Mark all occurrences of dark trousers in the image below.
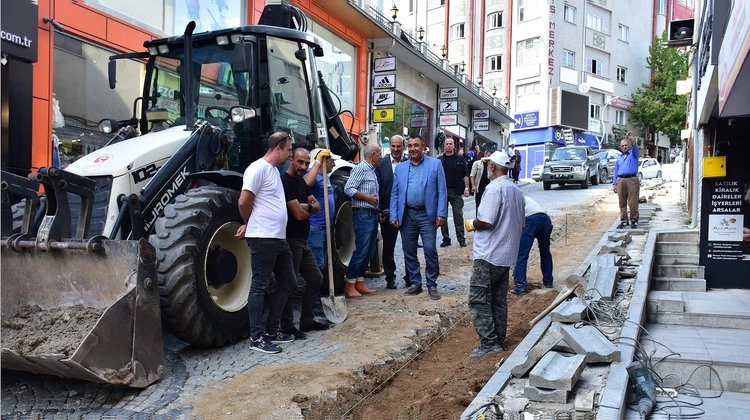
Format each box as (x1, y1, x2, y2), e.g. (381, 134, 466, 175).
(441, 190, 465, 244)
(617, 177, 640, 221)
(512, 168, 520, 182)
(514, 213, 554, 290)
(380, 221, 400, 281)
(469, 260, 509, 347)
(281, 238, 324, 331)
(246, 238, 297, 340)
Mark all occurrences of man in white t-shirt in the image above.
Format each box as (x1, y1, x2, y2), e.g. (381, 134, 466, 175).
(235, 131, 296, 354)
(464, 151, 525, 358)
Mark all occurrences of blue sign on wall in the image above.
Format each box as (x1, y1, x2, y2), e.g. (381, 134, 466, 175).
(514, 111, 540, 129)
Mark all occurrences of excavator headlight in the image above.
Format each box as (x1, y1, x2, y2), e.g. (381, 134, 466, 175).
(98, 118, 117, 134)
(148, 46, 158, 56)
(157, 44, 170, 54)
(216, 35, 229, 46)
(230, 106, 257, 123)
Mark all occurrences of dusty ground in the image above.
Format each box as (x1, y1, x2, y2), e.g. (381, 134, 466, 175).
(190, 192, 619, 419)
(1, 305, 103, 357)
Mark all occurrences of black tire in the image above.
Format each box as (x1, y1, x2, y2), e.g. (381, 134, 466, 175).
(557, 182, 565, 187)
(329, 172, 355, 294)
(637, 172, 643, 182)
(657, 170, 662, 178)
(581, 172, 589, 189)
(592, 168, 600, 185)
(543, 182, 551, 190)
(7, 198, 45, 236)
(600, 168, 609, 183)
(152, 186, 251, 347)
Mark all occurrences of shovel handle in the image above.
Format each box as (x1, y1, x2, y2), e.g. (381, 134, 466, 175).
(322, 161, 336, 298)
(528, 285, 579, 327)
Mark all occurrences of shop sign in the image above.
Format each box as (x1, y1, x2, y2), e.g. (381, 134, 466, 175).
(439, 87, 459, 99)
(373, 74, 396, 89)
(372, 108, 395, 123)
(439, 114, 458, 126)
(410, 115, 429, 127)
(0, 0, 38, 63)
(374, 56, 396, 72)
(513, 111, 540, 129)
(410, 104, 427, 114)
(472, 121, 489, 131)
(473, 109, 490, 119)
(372, 91, 395, 106)
(440, 100, 458, 113)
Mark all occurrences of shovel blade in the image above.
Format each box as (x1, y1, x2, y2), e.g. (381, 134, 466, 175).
(321, 296, 348, 324)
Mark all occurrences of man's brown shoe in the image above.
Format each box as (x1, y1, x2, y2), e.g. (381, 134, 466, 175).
(344, 282, 362, 298)
(355, 281, 378, 295)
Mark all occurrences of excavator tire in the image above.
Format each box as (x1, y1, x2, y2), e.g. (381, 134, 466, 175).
(329, 172, 355, 294)
(152, 186, 251, 347)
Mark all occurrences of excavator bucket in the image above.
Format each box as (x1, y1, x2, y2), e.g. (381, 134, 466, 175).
(0, 169, 164, 388)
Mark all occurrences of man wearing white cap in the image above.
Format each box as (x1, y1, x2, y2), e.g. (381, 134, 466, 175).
(464, 151, 525, 358)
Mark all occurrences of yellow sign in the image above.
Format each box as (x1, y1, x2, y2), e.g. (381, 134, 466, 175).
(703, 156, 727, 178)
(372, 108, 395, 123)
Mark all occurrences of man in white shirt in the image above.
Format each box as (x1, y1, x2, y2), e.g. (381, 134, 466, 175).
(464, 151, 525, 358)
(512, 196, 554, 295)
(235, 131, 296, 354)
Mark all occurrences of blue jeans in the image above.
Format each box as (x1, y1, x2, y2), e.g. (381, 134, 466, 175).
(308, 225, 326, 271)
(345, 209, 379, 279)
(246, 238, 297, 340)
(514, 213, 554, 290)
(401, 208, 439, 288)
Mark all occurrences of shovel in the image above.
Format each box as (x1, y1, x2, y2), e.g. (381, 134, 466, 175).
(320, 159, 348, 323)
(528, 274, 586, 327)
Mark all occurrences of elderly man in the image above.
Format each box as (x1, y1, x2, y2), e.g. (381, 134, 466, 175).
(464, 151, 525, 358)
(376, 135, 406, 289)
(343, 143, 383, 298)
(390, 135, 448, 300)
(235, 132, 297, 354)
(612, 132, 640, 229)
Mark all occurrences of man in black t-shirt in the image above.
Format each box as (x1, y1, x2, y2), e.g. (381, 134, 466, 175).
(280, 148, 330, 339)
(439, 137, 470, 247)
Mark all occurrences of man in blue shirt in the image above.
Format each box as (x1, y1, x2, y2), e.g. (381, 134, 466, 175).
(612, 132, 640, 229)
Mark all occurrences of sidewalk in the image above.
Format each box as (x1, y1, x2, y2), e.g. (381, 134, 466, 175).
(464, 175, 750, 418)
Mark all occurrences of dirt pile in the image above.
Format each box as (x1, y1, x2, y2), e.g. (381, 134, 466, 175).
(1, 305, 103, 357)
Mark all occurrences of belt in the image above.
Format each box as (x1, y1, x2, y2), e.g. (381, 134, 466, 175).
(406, 205, 426, 211)
(618, 174, 637, 178)
(352, 207, 378, 212)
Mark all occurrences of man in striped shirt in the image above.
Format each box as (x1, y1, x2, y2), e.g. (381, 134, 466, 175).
(343, 143, 383, 298)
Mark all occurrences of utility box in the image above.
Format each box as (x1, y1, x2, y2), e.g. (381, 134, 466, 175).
(703, 156, 727, 178)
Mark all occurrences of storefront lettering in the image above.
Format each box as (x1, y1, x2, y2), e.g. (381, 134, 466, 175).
(0, 30, 33, 48)
(548, 1, 556, 83)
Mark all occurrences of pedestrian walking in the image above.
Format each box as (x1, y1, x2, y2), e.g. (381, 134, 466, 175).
(280, 148, 330, 340)
(376, 135, 407, 289)
(390, 135, 448, 300)
(235, 131, 297, 354)
(512, 196, 554, 295)
(343, 143, 382, 298)
(613, 132, 640, 229)
(439, 137, 470, 247)
(463, 151, 525, 358)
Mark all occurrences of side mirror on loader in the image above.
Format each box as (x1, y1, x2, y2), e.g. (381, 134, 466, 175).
(108, 60, 117, 89)
(233, 37, 254, 73)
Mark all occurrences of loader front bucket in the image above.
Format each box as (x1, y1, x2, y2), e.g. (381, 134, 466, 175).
(0, 238, 164, 388)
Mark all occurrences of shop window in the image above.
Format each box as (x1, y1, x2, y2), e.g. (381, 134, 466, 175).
(84, 0, 245, 36)
(308, 21, 357, 114)
(53, 34, 144, 167)
(378, 93, 432, 151)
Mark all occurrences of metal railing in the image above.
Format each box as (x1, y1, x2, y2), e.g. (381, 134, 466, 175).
(352, 2, 508, 115)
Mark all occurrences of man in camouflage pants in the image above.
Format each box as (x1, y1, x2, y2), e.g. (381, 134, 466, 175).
(463, 151, 525, 358)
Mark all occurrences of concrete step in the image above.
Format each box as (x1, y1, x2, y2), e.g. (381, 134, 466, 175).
(657, 231, 699, 243)
(647, 290, 750, 329)
(655, 241, 700, 255)
(640, 323, 750, 392)
(654, 253, 700, 266)
(652, 264, 704, 279)
(652, 276, 707, 292)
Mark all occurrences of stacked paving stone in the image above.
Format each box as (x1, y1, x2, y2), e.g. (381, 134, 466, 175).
(509, 234, 631, 409)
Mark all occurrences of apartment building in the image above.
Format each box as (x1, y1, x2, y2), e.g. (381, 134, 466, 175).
(397, 0, 694, 177)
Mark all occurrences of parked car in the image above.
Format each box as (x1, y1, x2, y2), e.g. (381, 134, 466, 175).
(531, 164, 544, 181)
(594, 149, 621, 182)
(638, 158, 662, 181)
(541, 146, 601, 190)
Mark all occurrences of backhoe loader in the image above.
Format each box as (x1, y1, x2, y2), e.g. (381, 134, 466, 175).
(1, 4, 358, 388)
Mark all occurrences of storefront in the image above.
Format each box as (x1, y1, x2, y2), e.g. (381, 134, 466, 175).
(1, 0, 38, 175)
(508, 126, 600, 178)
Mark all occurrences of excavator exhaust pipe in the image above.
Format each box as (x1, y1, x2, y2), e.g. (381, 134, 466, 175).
(1, 169, 164, 387)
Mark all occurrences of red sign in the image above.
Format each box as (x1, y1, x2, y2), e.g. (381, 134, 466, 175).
(610, 97, 635, 109)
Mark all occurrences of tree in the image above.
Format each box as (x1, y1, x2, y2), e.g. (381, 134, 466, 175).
(630, 32, 689, 145)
